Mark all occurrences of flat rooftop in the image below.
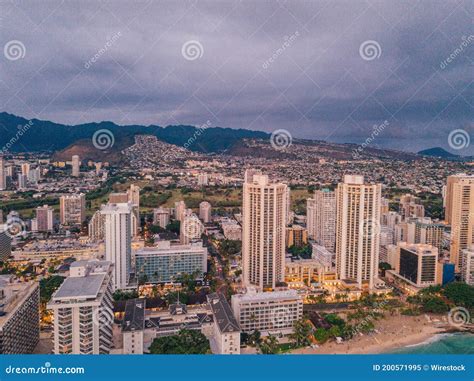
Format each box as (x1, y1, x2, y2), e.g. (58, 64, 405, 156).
(232, 289, 301, 302)
(53, 273, 105, 300)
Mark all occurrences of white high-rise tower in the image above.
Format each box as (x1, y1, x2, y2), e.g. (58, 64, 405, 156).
(242, 173, 287, 290)
(335, 175, 381, 290)
(0, 157, 6, 190)
(101, 203, 133, 290)
(445, 174, 474, 270)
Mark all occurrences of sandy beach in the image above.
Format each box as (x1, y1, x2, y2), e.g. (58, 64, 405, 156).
(292, 313, 446, 354)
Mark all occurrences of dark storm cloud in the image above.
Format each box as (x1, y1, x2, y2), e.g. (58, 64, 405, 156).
(0, 0, 472, 153)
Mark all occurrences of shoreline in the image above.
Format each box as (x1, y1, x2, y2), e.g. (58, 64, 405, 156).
(292, 314, 448, 355)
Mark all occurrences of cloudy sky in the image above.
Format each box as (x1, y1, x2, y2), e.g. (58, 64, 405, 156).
(0, 0, 472, 153)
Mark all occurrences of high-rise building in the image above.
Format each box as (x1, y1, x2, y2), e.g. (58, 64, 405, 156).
(0, 231, 12, 261)
(20, 163, 30, 176)
(174, 201, 186, 222)
(71, 155, 80, 177)
(445, 174, 474, 270)
(460, 247, 474, 285)
(307, 189, 336, 252)
(405, 218, 445, 254)
(17, 174, 27, 190)
(88, 210, 105, 241)
(197, 173, 208, 186)
(60, 194, 86, 225)
(47, 260, 114, 354)
(0, 276, 40, 354)
(399, 194, 425, 221)
(180, 212, 203, 244)
(242, 174, 287, 290)
(0, 157, 6, 190)
(199, 201, 212, 223)
(153, 207, 171, 228)
(33, 205, 54, 232)
(285, 225, 308, 248)
(396, 243, 439, 289)
(335, 175, 381, 290)
(231, 289, 303, 336)
(101, 203, 133, 290)
(135, 241, 208, 283)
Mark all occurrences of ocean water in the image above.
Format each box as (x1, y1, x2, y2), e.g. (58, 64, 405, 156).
(389, 333, 474, 354)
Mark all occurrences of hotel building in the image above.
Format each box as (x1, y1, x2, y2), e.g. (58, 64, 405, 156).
(199, 201, 212, 223)
(32, 204, 54, 232)
(101, 203, 133, 290)
(153, 207, 171, 229)
(48, 260, 114, 354)
(388, 243, 439, 290)
(460, 247, 474, 286)
(242, 174, 287, 290)
(307, 189, 336, 252)
(135, 241, 207, 283)
(445, 174, 474, 270)
(231, 289, 303, 336)
(0, 276, 40, 354)
(60, 194, 86, 225)
(335, 175, 381, 290)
